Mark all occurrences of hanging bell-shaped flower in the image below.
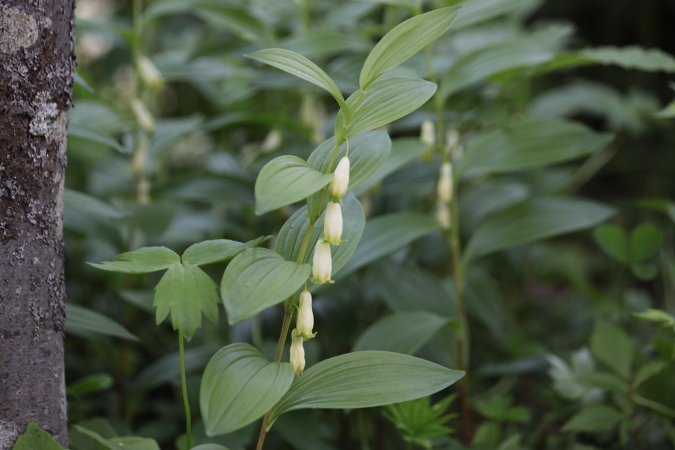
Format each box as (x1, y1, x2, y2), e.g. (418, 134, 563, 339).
(436, 200, 451, 230)
(437, 162, 453, 203)
(323, 202, 344, 245)
(290, 329, 305, 377)
(420, 119, 435, 147)
(329, 156, 350, 200)
(137, 55, 164, 90)
(131, 99, 155, 135)
(312, 239, 332, 284)
(296, 290, 315, 340)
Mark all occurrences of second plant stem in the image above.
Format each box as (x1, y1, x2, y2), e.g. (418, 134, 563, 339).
(179, 331, 193, 450)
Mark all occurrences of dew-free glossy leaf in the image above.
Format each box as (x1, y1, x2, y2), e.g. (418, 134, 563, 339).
(440, 40, 553, 100)
(562, 404, 623, 432)
(463, 197, 615, 265)
(154, 264, 220, 340)
(12, 423, 65, 450)
(353, 311, 450, 355)
(338, 213, 440, 277)
(195, 5, 271, 43)
(255, 156, 334, 215)
(65, 304, 140, 342)
(337, 77, 436, 139)
(182, 236, 270, 266)
(359, 7, 461, 89)
(628, 222, 662, 262)
(221, 248, 311, 324)
(201, 343, 294, 436)
(306, 131, 391, 217)
(246, 49, 349, 115)
(89, 246, 180, 274)
(580, 46, 675, 73)
(449, 0, 537, 31)
(269, 351, 464, 422)
(457, 119, 613, 177)
(275, 194, 365, 277)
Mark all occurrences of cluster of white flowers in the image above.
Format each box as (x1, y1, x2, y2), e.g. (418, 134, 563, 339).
(433, 129, 462, 230)
(291, 154, 351, 377)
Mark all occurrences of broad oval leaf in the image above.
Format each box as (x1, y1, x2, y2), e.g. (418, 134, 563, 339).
(89, 246, 180, 273)
(195, 5, 271, 43)
(457, 119, 613, 178)
(200, 343, 294, 436)
(306, 131, 391, 217)
(353, 311, 450, 355)
(182, 236, 270, 266)
(269, 351, 464, 422)
(463, 197, 616, 265)
(338, 213, 440, 278)
(338, 77, 436, 139)
(359, 7, 461, 89)
(276, 194, 365, 277)
(440, 40, 554, 101)
(221, 248, 311, 324)
(245, 49, 350, 116)
(594, 224, 628, 263)
(628, 222, 662, 262)
(255, 156, 334, 215)
(65, 304, 140, 342)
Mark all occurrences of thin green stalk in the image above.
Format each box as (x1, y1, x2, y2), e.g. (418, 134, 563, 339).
(449, 177, 471, 445)
(179, 331, 193, 450)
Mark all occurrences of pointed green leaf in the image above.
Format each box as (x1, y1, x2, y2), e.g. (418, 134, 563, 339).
(201, 343, 294, 436)
(359, 7, 461, 89)
(580, 46, 675, 73)
(221, 248, 311, 324)
(246, 48, 350, 117)
(195, 5, 271, 43)
(89, 247, 180, 274)
(337, 77, 436, 139)
(628, 222, 662, 262)
(154, 264, 220, 340)
(182, 236, 270, 266)
(65, 304, 140, 342)
(255, 156, 334, 215)
(450, 0, 537, 31)
(275, 194, 365, 278)
(594, 224, 629, 263)
(269, 351, 464, 422)
(353, 311, 450, 355)
(440, 40, 553, 100)
(12, 423, 65, 450)
(463, 197, 615, 265)
(306, 131, 391, 218)
(338, 213, 440, 277)
(590, 322, 634, 378)
(457, 119, 613, 177)
(562, 404, 623, 432)
(73, 426, 160, 450)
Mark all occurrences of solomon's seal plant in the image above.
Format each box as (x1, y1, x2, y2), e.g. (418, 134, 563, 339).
(92, 7, 466, 450)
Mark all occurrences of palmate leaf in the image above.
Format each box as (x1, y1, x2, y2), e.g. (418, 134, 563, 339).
(12, 423, 65, 450)
(90, 238, 267, 339)
(201, 343, 294, 436)
(269, 351, 464, 423)
(359, 7, 461, 89)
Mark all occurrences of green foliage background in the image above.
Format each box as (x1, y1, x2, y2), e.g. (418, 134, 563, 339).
(60, 0, 675, 449)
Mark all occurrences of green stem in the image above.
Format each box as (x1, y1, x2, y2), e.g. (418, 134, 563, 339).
(179, 331, 193, 450)
(449, 177, 471, 444)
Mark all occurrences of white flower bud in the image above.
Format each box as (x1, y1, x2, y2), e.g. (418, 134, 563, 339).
(323, 202, 344, 245)
(290, 329, 305, 377)
(436, 200, 451, 229)
(137, 55, 164, 90)
(261, 128, 282, 152)
(437, 162, 453, 203)
(312, 239, 332, 284)
(329, 156, 350, 200)
(131, 99, 155, 134)
(446, 129, 460, 154)
(420, 119, 435, 146)
(296, 290, 315, 340)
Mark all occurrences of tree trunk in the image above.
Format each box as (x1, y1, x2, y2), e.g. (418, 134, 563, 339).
(0, 0, 74, 447)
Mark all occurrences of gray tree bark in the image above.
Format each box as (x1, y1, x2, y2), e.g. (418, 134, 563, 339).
(0, 0, 75, 448)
